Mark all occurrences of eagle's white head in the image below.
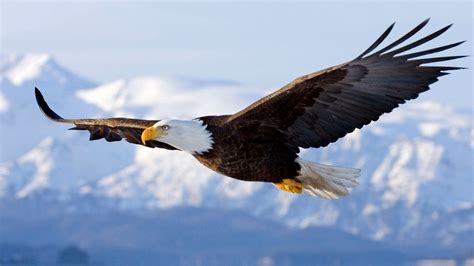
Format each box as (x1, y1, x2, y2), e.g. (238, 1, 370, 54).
(141, 119, 214, 154)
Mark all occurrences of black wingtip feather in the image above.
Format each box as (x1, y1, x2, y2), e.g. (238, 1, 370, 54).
(375, 19, 431, 56)
(386, 24, 453, 56)
(422, 66, 467, 71)
(356, 22, 395, 59)
(399, 41, 466, 59)
(411, 55, 468, 65)
(35, 87, 64, 121)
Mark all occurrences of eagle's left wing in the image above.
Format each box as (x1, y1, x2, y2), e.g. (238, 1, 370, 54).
(35, 88, 177, 150)
(226, 19, 465, 149)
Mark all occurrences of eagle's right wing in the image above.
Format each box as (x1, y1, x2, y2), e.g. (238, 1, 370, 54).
(226, 19, 465, 149)
(35, 88, 177, 150)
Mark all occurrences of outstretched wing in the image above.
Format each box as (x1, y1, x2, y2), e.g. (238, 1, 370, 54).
(35, 88, 177, 150)
(226, 19, 465, 149)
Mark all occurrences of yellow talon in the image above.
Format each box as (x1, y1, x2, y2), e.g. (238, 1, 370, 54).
(273, 179, 303, 194)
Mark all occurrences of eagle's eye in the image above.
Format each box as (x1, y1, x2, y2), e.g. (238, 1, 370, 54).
(161, 125, 169, 131)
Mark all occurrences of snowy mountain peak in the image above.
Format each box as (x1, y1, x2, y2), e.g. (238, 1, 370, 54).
(2, 53, 51, 86)
(1, 53, 95, 91)
(0, 54, 96, 162)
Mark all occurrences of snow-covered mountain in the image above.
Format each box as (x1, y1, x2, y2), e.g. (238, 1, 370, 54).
(0, 54, 472, 257)
(0, 54, 97, 161)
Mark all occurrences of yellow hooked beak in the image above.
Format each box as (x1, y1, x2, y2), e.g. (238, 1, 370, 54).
(141, 127, 162, 144)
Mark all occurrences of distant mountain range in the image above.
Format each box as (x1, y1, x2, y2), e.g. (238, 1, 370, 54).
(0, 54, 472, 264)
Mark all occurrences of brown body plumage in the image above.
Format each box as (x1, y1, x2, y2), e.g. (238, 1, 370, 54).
(195, 116, 300, 183)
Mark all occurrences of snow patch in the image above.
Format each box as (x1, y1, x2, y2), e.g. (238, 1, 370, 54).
(412, 101, 453, 113)
(0, 162, 13, 197)
(471, 128, 474, 148)
(371, 144, 398, 190)
(341, 129, 361, 151)
(449, 201, 473, 212)
(373, 223, 391, 240)
(275, 193, 297, 217)
(362, 204, 379, 216)
(0, 91, 9, 112)
(415, 140, 443, 181)
(369, 126, 386, 136)
(5, 54, 50, 86)
(218, 178, 263, 201)
(419, 122, 442, 137)
(371, 139, 444, 208)
(79, 185, 92, 195)
(16, 138, 54, 198)
(76, 80, 129, 116)
(95, 147, 217, 209)
(299, 203, 340, 227)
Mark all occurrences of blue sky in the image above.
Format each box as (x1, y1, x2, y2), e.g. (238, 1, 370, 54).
(2, 1, 472, 108)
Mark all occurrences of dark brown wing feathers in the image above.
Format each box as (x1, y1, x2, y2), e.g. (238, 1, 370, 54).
(227, 19, 465, 149)
(35, 88, 177, 150)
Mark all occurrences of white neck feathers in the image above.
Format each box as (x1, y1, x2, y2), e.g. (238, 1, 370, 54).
(154, 119, 214, 154)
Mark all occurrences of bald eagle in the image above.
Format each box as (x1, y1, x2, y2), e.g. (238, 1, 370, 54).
(35, 20, 464, 199)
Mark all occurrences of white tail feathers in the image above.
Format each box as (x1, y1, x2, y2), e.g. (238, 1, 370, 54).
(296, 158, 361, 199)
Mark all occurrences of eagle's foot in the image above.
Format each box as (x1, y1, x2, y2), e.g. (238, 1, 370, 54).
(273, 179, 303, 194)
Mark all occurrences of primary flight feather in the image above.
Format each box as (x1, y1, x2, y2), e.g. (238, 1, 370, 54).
(35, 20, 465, 199)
